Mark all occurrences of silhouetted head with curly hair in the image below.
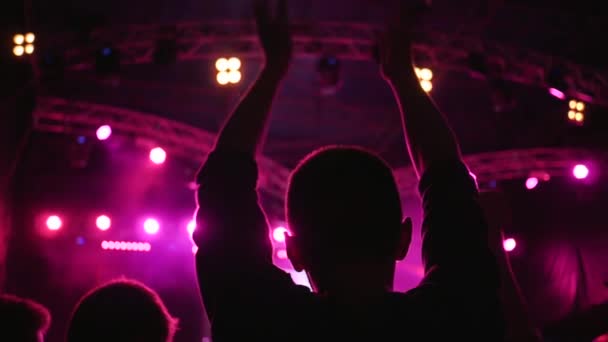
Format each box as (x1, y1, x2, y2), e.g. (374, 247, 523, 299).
(67, 278, 178, 342)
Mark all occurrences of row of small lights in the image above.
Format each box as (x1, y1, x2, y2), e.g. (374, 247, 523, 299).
(101, 240, 151, 252)
(44, 214, 190, 236)
(45, 213, 290, 255)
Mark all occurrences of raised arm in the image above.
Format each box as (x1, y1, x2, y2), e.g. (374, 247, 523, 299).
(193, 1, 304, 339)
(378, 12, 460, 178)
(214, 0, 292, 156)
(378, 9, 503, 338)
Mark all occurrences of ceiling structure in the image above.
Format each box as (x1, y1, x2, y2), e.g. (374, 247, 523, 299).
(29, 0, 608, 167)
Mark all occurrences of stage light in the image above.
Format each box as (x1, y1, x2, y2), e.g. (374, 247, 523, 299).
(13, 34, 24, 45)
(525, 177, 539, 190)
(272, 226, 290, 243)
(215, 58, 228, 72)
(573, 164, 589, 180)
(215, 57, 241, 85)
(95, 125, 112, 140)
(228, 70, 242, 84)
(12, 33, 35, 57)
(101, 240, 151, 252)
(95, 46, 120, 76)
(420, 80, 433, 92)
(149, 147, 166, 164)
(25, 33, 35, 43)
(417, 68, 433, 81)
(503, 238, 516, 252)
(192, 245, 198, 254)
(549, 88, 566, 100)
(144, 218, 160, 235)
(216, 72, 229, 85)
(13, 46, 24, 57)
(96, 215, 111, 231)
(546, 66, 569, 98)
(227, 57, 241, 70)
(187, 220, 196, 239)
(276, 249, 288, 259)
(567, 99, 585, 124)
(415, 67, 433, 92)
(46, 215, 62, 231)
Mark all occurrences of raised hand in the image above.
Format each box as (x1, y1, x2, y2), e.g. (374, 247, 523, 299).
(377, 6, 416, 82)
(254, 0, 292, 77)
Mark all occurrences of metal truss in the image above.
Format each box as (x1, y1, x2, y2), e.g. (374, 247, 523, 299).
(32, 97, 291, 204)
(394, 147, 608, 198)
(34, 97, 608, 218)
(62, 21, 608, 105)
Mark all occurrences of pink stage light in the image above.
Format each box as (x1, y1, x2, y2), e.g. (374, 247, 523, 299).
(525, 177, 539, 190)
(96, 215, 111, 231)
(187, 220, 196, 238)
(149, 147, 166, 164)
(192, 245, 198, 254)
(46, 215, 62, 231)
(143, 218, 160, 235)
(573, 164, 589, 180)
(96, 125, 112, 140)
(101, 240, 151, 252)
(548, 87, 566, 100)
(272, 226, 290, 243)
(503, 238, 517, 252)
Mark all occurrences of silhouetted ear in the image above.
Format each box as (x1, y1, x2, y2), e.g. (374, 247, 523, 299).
(395, 217, 413, 261)
(285, 235, 305, 272)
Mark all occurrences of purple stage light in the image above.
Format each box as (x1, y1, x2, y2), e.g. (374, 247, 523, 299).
(143, 218, 160, 235)
(96, 215, 111, 231)
(525, 177, 539, 190)
(548, 87, 566, 100)
(96, 125, 112, 140)
(149, 147, 166, 164)
(46, 215, 62, 231)
(503, 238, 517, 252)
(573, 164, 589, 180)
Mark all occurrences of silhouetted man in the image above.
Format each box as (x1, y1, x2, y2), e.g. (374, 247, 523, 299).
(193, 1, 503, 340)
(0, 294, 51, 342)
(67, 278, 178, 342)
